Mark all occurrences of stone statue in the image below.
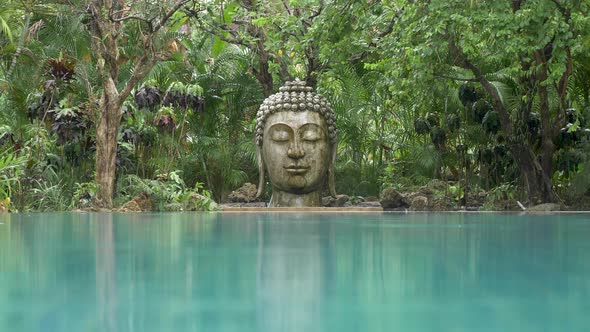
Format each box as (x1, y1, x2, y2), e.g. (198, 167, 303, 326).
(255, 79, 337, 207)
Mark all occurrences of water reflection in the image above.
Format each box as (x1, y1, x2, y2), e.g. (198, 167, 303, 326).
(96, 213, 117, 332)
(0, 213, 589, 331)
(256, 214, 321, 332)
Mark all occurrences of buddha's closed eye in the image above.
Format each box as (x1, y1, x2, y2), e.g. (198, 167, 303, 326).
(269, 124, 292, 142)
(302, 130, 321, 141)
(271, 130, 290, 142)
(300, 124, 324, 142)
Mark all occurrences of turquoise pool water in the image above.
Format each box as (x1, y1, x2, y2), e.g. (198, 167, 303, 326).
(0, 212, 589, 331)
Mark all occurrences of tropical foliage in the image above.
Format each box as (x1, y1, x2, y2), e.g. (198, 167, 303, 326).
(0, 0, 589, 211)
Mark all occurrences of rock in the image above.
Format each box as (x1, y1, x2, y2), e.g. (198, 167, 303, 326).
(335, 194, 350, 207)
(380, 188, 407, 209)
(0, 199, 9, 213)
(352, 196, 365, 203)
(185, 193, 217, 211)
(364, 196, 379, 202)
(418, 186, 434, 196)
(355, 201, 382, 208)
(431, 196, 455, 211)
(220, 202, 267, 209)
(528, 203, 561, 212)
(466, 191, 487, 208)
(118, 192, 154, 212)
(241, 202, 267, 208)
(321, 195, 349, 207)
(563, 194, 590, 211)
(227, 183, 258, 203)
(221, 203, 242, 208)
(427, 179, 448, 191)
(74, 207, 111, 212)
(164, 202, 183, 211)
(410, 196, 428, 211)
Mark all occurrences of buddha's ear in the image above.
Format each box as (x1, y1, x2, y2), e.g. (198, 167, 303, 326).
(256, 145, 265, 199)
(328, 142, 337, 198)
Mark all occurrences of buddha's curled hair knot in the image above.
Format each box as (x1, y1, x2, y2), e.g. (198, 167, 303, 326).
(255, 79, 337, 146)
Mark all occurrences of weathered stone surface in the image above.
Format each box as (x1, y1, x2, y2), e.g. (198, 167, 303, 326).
(227, 183, 258, 203)
(410, 196, 428, 211)
(185, 193, 215, 211)
(118, 192, 153, 212)
(427, 179, 448, 191)
(355, 201, 382, 208)
(222, 206, 383, 211)
(466, 192, 487, 208)
(0, 200, 8, 213)
(221, 202, 268, 209)
(242, 202, 267, 208)
(380, 188, 407, 209)
(164, 202, 183, 211)
(417, 186, 434, 196)
(255, 80, 337, 207)
(431, 196, 456, 211)
(335, 194, 350, 207)
(322, 194, 350, 207)
(563, 194, 590, 211)
(528, 203, 561, 212)
(351, 196, 365, 203)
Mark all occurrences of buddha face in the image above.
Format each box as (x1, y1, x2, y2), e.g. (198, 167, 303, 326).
(261, 111, 330, 194)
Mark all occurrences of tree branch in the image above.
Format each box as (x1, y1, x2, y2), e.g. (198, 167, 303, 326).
(511, 0, 524, 12)
(302, 0, 325, 27)
(448, 37, 513, 135)
(188, 10, 253, 48)
(553, 46, 573, 135)
(273, 22, 301, 42)
(282, 0, 292, 15)
(109, 14, 154, 30)
(199, 22, 251, 47)
(434, 74, 480, 82)
(550, 0, 566, 15)
(152, 0, 193, 33)
(348, 1, 414, 62)
(119, 55, 155, 106)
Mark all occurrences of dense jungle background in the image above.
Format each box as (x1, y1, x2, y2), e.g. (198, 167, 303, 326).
(1, 0, 589, 211)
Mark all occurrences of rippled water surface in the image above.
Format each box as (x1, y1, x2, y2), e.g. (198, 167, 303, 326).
(1, 212, 589, 331)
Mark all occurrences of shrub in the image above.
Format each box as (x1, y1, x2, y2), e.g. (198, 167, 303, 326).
(119, 171, 218, 211)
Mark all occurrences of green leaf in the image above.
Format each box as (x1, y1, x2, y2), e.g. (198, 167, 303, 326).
(252, 17, 269, 27)
(212, 36, 226, 58)
(567, 119, 580, 133)
(0, 17, 13, 44)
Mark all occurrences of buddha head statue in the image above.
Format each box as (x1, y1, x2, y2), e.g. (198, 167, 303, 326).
(255, 79, 337, 207)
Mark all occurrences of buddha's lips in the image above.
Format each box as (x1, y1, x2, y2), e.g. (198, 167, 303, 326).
(284, 165, 310, 174)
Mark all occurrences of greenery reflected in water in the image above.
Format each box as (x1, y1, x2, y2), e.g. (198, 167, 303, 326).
(0, 213, 589, 331)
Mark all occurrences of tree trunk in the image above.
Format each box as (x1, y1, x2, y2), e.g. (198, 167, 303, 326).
(448, 39, 560, 205)
(305, 44, 320, 89)
(253, 45, 273, 97)
(257, 56, 274, 97)
(95, 79, 122, 208)
(86, 0, 189, 208)
(535, 51, 556, 179)
(247, 22, 274, 97)
(509, 141, 559, 205)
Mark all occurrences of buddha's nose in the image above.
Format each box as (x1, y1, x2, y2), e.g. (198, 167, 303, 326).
(287, 139, 305, 159)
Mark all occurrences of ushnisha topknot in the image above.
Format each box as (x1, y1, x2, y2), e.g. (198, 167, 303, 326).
(255, 79, 337, 146)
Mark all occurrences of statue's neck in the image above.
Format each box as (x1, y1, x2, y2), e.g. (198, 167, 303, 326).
(269, 189, 322, 207)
